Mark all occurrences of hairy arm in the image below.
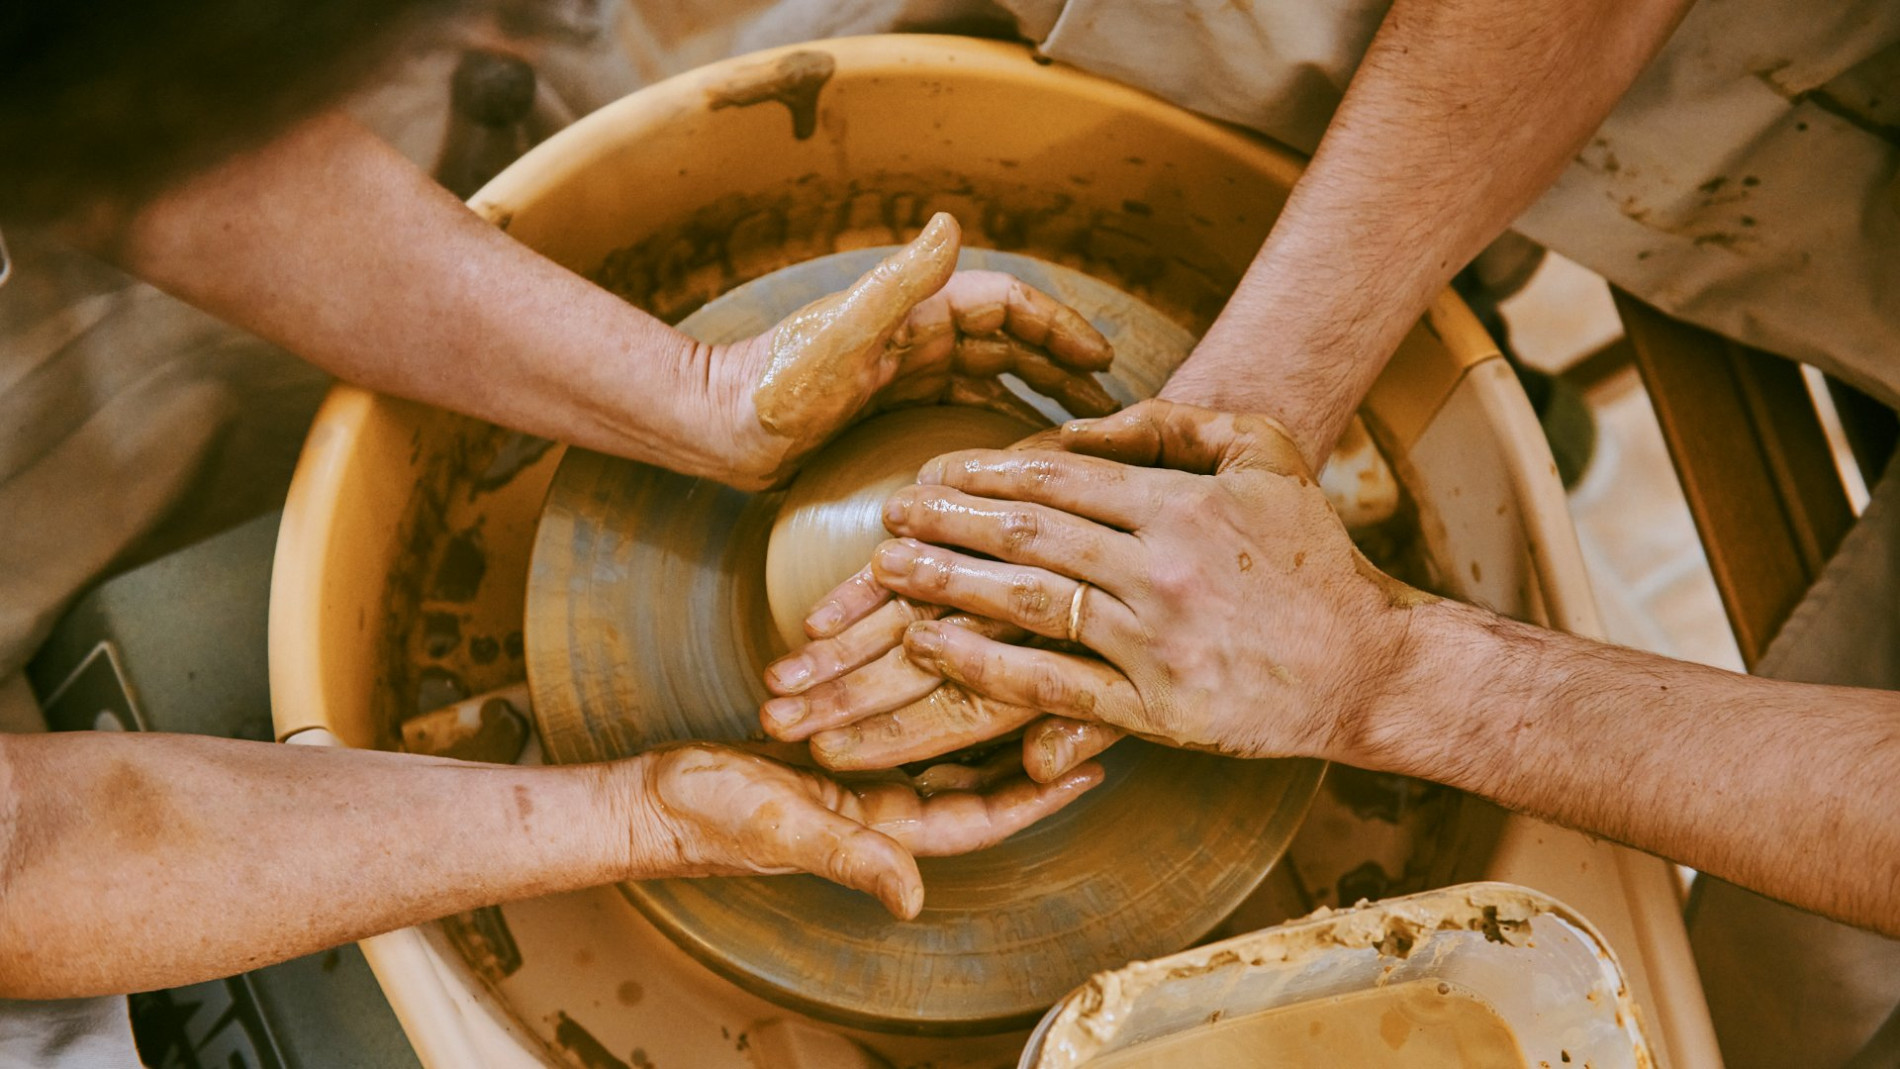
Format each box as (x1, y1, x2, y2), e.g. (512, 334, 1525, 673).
(852, 401, 1899, 934)
(0, 732, 1096, 997)
(103, 111, 741, 479)
(1382, 603, 1900, 934)
(104, 111, 1112, 490)
(1165, 0, 1693, 467)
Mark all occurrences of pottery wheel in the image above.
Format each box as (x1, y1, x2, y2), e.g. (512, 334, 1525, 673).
(525, 248, 1324, 1033)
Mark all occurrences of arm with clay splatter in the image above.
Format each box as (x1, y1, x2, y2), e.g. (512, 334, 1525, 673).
(1162, 0, 1696, 470)
(103, 111, 1114, 493)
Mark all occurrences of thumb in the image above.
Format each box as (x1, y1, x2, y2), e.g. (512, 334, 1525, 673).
(774, 799, 926, 919)
(1058, 399, 1309, 479)
(754, 213, 961, 438)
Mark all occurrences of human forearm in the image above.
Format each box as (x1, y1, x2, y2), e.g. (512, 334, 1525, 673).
(0, 732, 634, 998)
(1165, 0, 1691, 465)
(0, 729, 1098, 997)
(108, 111, 734, 479)
(1371, 600, 1900, 934)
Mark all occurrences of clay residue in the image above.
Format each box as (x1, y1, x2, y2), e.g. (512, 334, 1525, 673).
(470, 431, 555, 498)
(446, 905, 524, 981)
(1353, 548, 1441, 610)
(590, 169, 1235, 331)
(752, 213, 958, 442)
(707, 49, 836, 140)
(1030, 884, 1627, 1069)
(552, 1011, 633, 1069)
(401, 687, 530, 763)
(430, 528, 487, 603)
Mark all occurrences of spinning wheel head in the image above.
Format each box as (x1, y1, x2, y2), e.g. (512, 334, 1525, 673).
(525, 248, 1322, 1033)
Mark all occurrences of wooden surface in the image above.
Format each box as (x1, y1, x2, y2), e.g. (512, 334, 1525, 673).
(1614, 290, 1854, 667)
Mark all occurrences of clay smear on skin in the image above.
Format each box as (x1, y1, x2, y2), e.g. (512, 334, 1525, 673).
(752, 213, 958, 444)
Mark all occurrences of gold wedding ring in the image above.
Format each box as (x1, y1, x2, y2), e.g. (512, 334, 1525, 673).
(1067, 582, 1090, 644)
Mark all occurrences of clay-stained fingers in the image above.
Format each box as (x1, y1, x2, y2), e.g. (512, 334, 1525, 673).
(770, 794, 926, 918)
(915, 447, 1178, 530)
(903, 622, 1142, 730)
(809, 685, 1043, 770)
(825, 212, 962, 349)
(949, 336, 1120, 418)
(881, 485, 1143, 595)
(764, 645, 940, 741)
(871, 538, 1141, 647)
(1056, 398, 1309, 478)
(852, 762, 1105, 857)
(929, 269, 1113, 371)
(800, 564, 893, 641)
(942, 376, 1053, 427)
(1022, 717, 1124, 784)
(765, 613, 1025, 740)
(766, 594, 941, 697)
(910, 748, 1028, 795)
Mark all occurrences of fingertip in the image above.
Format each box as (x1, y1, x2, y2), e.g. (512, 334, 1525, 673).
(1061, 760, 1108, 791)
(877, 869, 926, 919)
(764, 656, 812, 695)
(922, 210, 960, 245)
(760, 696, 807, 737)
(804, 604, 846, 639)
(902, 620, 945, 659)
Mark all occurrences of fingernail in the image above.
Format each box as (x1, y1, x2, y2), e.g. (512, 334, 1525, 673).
(876, 873, 913, 917)
(761, 696, 806, 732)
(875, 540, 918, 578)
(916, 457, 945, 484)
(766, 657, 811, 693)
(905, 622, 943, 657)
(883, 492, 911, 529)
(903, 881, 925, 918)
(806, 604, 844, 636)
(1063, 420, 1092, 434)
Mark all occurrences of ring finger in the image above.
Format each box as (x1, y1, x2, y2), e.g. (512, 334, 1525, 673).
(871, 538, 1139, 650)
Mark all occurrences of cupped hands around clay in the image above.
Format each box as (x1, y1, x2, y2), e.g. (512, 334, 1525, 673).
(712, 212, 1116, 491)
(772, 400, 1442, 775)
(622, 741, 1103, 918)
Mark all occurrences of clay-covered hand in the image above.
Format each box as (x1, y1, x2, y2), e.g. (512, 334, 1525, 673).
(621, 742, 1102, 918)
(712, 212, 1114, 490)
(776, 400, 1438, 775)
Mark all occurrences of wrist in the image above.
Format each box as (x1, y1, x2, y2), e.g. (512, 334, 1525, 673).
(591, 752, 679, 881)
(1343, 598, 1501, 782)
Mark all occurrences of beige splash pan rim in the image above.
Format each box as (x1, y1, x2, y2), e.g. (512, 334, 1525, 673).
(268, 33, 1720, 1068)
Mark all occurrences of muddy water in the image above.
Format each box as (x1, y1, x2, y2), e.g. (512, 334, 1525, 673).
(1085, 981, 1526, 1069)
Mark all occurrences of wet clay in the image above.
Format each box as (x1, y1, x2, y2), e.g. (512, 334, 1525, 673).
(764, 406, 1036, 647)
(1084, 981, 1526, 1069)
(752, 213, 959, 445)
(706, 49, 836, 140)
(1354, 548, 1443, 610)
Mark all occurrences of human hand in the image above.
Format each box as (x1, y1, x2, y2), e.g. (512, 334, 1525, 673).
(620, 742, 1102, 918)
(709, 212, 1114, 490)
(770, 400, 1437, 776)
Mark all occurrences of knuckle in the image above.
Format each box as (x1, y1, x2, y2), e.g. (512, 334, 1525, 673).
(1028, 666, 1071, 711)
(1006, 572, 1056, 623)
(999, 509, 1041, 551)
